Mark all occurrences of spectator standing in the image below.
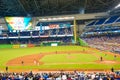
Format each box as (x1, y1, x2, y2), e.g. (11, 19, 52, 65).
(6, 66, 8, 72)
(111, 67, 114, 72)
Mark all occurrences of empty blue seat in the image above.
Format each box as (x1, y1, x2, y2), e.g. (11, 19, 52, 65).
(105, 16, 119, 24)
(116, 17, 120, 22)
(95, 18, 106, 25)
(86, 20, 96, 26)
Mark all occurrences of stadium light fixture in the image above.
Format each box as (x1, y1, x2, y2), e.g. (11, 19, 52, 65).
(41, 18, 47, 21)
(115, 3, 120, 9)
(58, 17, 64, 20)
(47, 18, 52, 21)
(52, 18, 57, 20)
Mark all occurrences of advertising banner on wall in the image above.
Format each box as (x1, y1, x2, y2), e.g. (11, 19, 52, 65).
(49, 24, 59, 29)
(48, 23, 71, 29)
(20, 44, 27, 48)
(13, 45, 20, 48)
(59, 23, 71, 28)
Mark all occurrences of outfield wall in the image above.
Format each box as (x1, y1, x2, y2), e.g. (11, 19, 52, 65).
(0, 42, 60, 48)
(0, 39, 88, 48)
(0, 44, 35, 49)
(0, 44, 13, 48)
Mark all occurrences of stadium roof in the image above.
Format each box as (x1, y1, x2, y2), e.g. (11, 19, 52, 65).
(0, 0, 119, 17)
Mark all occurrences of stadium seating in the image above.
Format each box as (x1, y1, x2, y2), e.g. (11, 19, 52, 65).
(20, 31, 30, 36)
(58, 28, 65, 35)
(95, 18, 107, 25)
(86, 15, 120, 26)
(0, 19, 74, 45)
(86, 20, 97, 26)
(31, 31, 39, 36)
(8, 32, 18, 37)
(81, 15, 120, 52)
(39, 37, 72, 43)
(50, 29, 57, 35)
(82, 36, 120, 52)
(104, 16, 119, 24)
(66, 27, 73, 35)
(116, 17, 120, 22)
(40, 30, 49, 36)
(0, 71, 119, 80)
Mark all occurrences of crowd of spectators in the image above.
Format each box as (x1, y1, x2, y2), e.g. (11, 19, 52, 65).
(5, 27, 73, 37)
(20, 32, 31, 36)
(9, 38, 41, 44)
(0, 71, 120, 80)
(32, 31, 39, 36)
(84, 26, 120, 32)
(0, 27, 73, 44)
(7, 36, 73, 45)
(82, 36, 120, 52)
(40, 37, 72, 43)
(81, 23, 120, 53)
(8, 33, 18, 37)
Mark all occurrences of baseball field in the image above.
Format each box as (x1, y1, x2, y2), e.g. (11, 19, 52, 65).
(0, 46, 120, 72)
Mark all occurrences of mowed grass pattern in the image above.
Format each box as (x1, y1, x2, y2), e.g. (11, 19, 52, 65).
(0, 46, 120, 71)
(0, 46, 87, 66)
(40, 54, 98, 63)
(97, 53, 120, 61)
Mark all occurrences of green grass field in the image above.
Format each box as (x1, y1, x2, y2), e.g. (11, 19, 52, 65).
(0, 46, 120, 72)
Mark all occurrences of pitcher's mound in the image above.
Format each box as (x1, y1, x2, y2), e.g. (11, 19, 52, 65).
(96, 60, 119, 64)
(102, 61, 116, 64)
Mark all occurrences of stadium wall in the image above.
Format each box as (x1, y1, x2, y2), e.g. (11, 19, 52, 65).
(0, 44, 36, 49)
(0, 44, 12, 48)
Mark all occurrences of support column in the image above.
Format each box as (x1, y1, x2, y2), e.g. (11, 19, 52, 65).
(73, 19, 77, 43)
